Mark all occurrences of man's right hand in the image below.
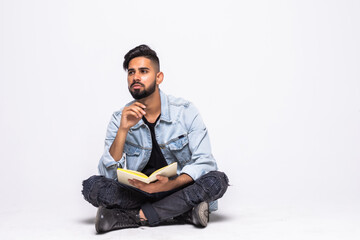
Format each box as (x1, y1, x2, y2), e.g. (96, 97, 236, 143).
(109, 102, 146, 161)
(120, 102, 147, 130)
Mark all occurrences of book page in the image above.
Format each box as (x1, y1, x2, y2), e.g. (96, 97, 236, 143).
(119, 169, 148, 179)
(148, 162, 177, 182)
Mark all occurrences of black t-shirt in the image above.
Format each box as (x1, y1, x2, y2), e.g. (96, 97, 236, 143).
(141, 115, 168, 176)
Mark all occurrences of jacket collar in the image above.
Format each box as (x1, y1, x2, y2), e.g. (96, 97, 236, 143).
(159, 89, 172, 123)
(130, 89, 172, 130)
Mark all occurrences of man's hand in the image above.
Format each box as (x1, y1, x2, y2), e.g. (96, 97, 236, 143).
(128, 175, 171, 194)
(109, 102, 146, 161)
(120, 102, 147, 130)
(128, 174, 194, 194)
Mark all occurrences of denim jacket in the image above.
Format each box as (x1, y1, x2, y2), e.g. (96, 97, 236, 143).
(98, 90, 218, 210)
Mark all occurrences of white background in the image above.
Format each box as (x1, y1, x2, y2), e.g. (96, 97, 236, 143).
(1, 0, 359, 239)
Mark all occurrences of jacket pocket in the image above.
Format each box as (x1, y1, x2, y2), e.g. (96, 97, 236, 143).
(123, 143, 143, 169)
(123, 143, 141, 156)
(167, 135, 192, 165)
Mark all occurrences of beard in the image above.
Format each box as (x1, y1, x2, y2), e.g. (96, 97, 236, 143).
(129, 80, 157, 100)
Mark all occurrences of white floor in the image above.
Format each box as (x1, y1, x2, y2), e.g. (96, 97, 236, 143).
(1, 189, 359, 240)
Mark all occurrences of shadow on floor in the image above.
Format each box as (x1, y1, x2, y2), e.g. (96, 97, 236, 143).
(210, 212, 233, 223)
(78, 212, 232, 226)
(78, 217, 96, 225)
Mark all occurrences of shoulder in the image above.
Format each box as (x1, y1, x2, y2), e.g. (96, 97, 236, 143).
(166, 93, 200, 116)
(163, 93, 201, 125)
(167, 94, 191, 108)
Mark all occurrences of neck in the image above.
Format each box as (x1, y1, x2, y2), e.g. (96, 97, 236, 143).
(138, 88, 161, 120)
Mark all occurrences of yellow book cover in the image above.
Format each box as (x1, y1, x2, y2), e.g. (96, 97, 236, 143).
(117, 162, 178, 186)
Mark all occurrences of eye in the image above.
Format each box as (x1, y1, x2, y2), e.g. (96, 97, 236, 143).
(141, 69, 148, 74)
(128, 70, 134, 75)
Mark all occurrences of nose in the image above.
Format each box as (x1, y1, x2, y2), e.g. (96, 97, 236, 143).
(133, 71, 140, 81)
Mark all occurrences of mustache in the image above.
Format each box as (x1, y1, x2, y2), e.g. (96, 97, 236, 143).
(130, 82, 145, 88)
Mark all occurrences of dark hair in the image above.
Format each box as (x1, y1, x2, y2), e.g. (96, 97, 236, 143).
(123, 44, 160, 71)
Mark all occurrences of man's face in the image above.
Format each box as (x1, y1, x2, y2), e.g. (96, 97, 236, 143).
(127, 57, 159, 100)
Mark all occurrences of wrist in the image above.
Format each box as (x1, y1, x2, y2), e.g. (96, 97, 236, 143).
(167, 178, 181, 190)
(119, 126, 130, 133)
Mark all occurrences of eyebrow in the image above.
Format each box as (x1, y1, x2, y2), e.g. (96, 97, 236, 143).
(128, 67, 150, 72)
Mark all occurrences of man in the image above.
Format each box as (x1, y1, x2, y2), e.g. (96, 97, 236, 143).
(82, 45, 229, 233)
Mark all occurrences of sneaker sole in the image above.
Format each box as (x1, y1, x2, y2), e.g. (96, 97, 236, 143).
(192, 201, 209, 227)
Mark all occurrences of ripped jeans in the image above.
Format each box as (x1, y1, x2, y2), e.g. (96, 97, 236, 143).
(82, 171, 229, 226)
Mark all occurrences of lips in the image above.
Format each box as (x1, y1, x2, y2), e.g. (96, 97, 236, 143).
(131, 83, 143, 89)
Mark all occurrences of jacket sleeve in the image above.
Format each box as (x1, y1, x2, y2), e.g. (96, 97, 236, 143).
(98, 112, 126, 179)
(179, 103, 218, 180)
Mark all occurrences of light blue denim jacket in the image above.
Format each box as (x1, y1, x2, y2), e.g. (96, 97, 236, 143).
(98, 90, 218, 210)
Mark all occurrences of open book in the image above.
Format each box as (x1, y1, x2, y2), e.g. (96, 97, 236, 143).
(117, 162, 178, 186)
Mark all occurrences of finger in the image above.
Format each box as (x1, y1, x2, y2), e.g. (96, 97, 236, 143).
(128, 108, 144, 118)
(131, 179, 145, 187)
(128, 105, 146, 117)
(128, 179, 136, 186)
(134, 106, 147, 115)
(125, 110, 141, 119)
(156, 175, 168, 182)
(133, 102, 146, 109)
(129, 179, 141, 189)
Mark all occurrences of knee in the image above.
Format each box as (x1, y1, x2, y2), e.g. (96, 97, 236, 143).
(199, 171, 229, 188)
(82, 175, 106, 207)
(196, 171, 229, 200)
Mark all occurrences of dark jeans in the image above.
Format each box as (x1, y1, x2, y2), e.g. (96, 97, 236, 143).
(82, 171, 229, 226)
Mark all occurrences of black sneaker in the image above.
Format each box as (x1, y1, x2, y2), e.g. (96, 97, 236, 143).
(95, 207, 145, 233)
(176, 201, 209, 228)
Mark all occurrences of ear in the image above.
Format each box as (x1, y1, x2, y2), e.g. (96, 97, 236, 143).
(156, 71, 164, 85)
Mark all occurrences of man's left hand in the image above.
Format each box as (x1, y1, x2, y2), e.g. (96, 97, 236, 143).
(128, 175, 172, 194)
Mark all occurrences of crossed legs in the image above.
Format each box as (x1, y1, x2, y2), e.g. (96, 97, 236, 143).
(82, 171, 229, 230)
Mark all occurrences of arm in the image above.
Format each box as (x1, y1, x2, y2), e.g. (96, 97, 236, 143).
(108, 128, 128, 161)
(180, 103, 218, 181)
(98, 102, 147, 178)
(110, 102, 147, 160)
(109, 102, 146, 161)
